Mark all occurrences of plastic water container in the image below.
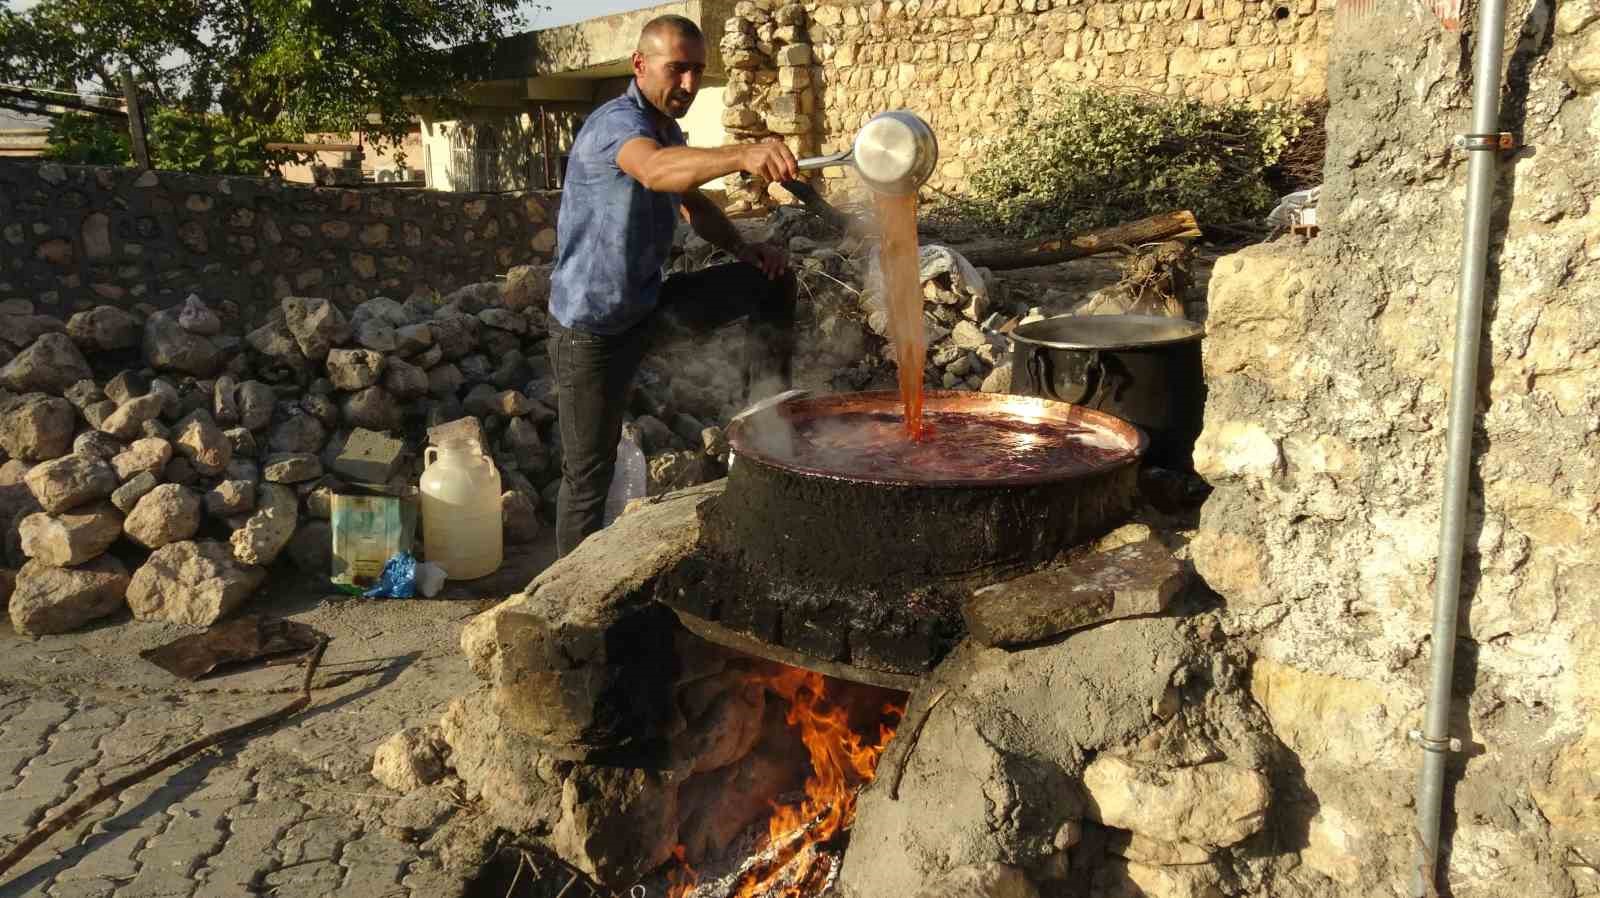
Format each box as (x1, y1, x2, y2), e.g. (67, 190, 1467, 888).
(604, 425, 648, 526)
(420, 439, 503, 580)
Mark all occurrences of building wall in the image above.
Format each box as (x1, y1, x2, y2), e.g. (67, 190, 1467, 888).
(716, 0, 1331, 206)
(0, 160, 560, 317)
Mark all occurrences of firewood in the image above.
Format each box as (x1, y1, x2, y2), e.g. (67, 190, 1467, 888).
(959, 210, 1202, 271)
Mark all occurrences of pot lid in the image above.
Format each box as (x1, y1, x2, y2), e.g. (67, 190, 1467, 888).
(1012, 314, 1204, 351)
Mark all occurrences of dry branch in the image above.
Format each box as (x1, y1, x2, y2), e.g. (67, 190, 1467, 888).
(0, 636, 329, 880)
(959, 210, 1201, 271)
(889, 688, 948, 801)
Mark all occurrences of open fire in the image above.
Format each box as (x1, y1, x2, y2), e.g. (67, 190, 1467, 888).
(669, 666, 905, 898)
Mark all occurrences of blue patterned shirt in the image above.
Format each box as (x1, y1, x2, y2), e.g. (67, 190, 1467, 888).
(549, 80, 687, 335)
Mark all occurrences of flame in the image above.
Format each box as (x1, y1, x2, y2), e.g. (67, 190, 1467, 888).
(734, 666, 905, 898)
(667, 844, 699, 898)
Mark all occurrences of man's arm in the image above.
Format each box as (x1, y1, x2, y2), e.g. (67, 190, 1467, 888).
(681, 188, 789, 279)
(617, 137, 799, 195)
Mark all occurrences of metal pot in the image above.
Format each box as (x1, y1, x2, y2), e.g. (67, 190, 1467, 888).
(796, 110, 939, 195)
(1009, 314, 1205, 470)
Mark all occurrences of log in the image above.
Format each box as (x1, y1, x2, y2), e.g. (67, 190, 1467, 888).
(959, 210, 1202, 271)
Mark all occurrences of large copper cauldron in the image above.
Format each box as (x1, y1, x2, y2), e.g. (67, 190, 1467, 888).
(660, 391, 1146, 683)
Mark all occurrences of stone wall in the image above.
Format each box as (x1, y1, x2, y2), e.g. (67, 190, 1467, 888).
(0, 161, 561, 318)
(717, 0, 1332, 207)
(1188, 0, 1600, 894)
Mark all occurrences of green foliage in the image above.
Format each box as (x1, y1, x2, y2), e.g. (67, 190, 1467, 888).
(42, 109, 306, 175)
(2, 0, 526, 168)
(957, 90, 1308, 238)
(43, 113, 130, 166)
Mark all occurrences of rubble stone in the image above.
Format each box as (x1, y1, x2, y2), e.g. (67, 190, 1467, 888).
(326, 348, 386, 390)
(72, 430, 125, 461)
(9, 556, 130, 636)
(964, 540, 1189, 647)
(287, 520, 332, 575)
(111, 437, 172, 481)
(100, 393, 165, 440)
(123, 484, 203, 549)
(19, 504, 122, 566)
(501, 264, 552, 310)
(110, 471, 159, 513)
(2, 332, 93, 394)
(127, 539, 267, 626)
(66, 307, 141, 351)
(204, 480, 256, 517)
(372, 726, 451, 793)
(342, 386, 402, 431)
(238, 380, 277, 430)
(263, 452, 322, 483)
(144, 309, 223, 376)
(173, 410, 231, 475)
(0, 393, 76, 461)
(178, 294, 222, 335)
(25, 454, 118, 513)
(1082, 756, 1269, 849)
(282, 296, 350, 360)
(503, 490, 542, 544)
(269, 414, 327, 454)
(383, 358, 429, 399)
(230, 482, 297, 565)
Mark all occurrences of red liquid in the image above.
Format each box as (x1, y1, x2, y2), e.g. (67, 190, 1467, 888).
(770, 409, 1136, 483)
(875, 192, 926, 439)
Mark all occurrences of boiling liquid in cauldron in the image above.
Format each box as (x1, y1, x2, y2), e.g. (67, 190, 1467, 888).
(775, 409, 1136, 482)
(875, 192, 927, 439)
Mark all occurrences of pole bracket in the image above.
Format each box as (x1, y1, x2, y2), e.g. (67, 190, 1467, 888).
(1452, 132, 1517, 151)
(1409, 729, 1462, 753)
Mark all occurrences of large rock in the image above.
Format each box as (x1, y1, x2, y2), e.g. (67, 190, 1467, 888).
(282, 296, 351, 360)
(1081, 756, 1270, 849)
(326, 348, 386, 390)
(144, 309, 223, 376)
(269, 413, 327, 454)
(2, 332, 93, 394)
(263, 452, 322, 483)
(341, 386, 402, 431)
(550, 765, 679, 887)
(173, 411, 232, 475)
(459, 482, 719, 751)
(127, 540, 267, 626)
(287, 520, 332, 575)
(99, 393, 166, 440)
(238, 381, 277, 430)
(501, 263, 552, 310)
(25, 455, 118, 513)
(123, 484, 202, 549)
(230, 483, 297, 565)
(67, 306, 141, 351)
(110, 437, 172, 481)
(372, 726, 451, 793)
(964, 540, 1189, 648)
(19, 504, 123, 566)
(9, 556, 131, 635)
(0, 394, 76, 461)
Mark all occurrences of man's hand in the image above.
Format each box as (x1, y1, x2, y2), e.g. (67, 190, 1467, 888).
(738, 242, 789, 280)
(739, 139, 800, 183)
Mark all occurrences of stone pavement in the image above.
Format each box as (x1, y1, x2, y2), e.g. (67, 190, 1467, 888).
(0, 550, 552, 898)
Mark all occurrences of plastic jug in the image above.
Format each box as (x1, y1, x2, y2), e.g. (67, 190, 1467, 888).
(604, 424, 648, 527)
(419, 439, 503, 580)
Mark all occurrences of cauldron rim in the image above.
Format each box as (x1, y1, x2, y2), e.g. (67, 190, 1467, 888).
(726, 389, 1147, 489)
(1012, 313, 1204, 352)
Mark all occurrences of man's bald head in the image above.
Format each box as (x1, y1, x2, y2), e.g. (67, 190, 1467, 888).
(637, 15, 703, 53)
(631, 15, 706, 119)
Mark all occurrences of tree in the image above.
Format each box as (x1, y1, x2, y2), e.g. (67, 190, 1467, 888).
(0, 0, 526, 157)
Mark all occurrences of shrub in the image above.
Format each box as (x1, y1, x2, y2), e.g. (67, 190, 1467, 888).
(956, 89, 1309, 238)
(43, 109, 307, 176)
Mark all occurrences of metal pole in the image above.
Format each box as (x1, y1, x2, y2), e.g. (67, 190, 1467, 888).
(119, 64, 151, 170)
(1412, 0, 1508, 891)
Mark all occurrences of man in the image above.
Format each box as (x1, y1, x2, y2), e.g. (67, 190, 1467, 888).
(548, 14, 802, 558)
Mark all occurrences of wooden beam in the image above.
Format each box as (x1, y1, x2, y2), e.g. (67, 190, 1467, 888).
(960, 210, 1203, 271)
(120, 65, 151, 171)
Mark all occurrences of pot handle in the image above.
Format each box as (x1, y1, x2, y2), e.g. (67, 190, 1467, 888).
(1028, 347, 1103, 406)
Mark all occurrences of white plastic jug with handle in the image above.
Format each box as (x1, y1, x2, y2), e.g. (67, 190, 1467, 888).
(420, 438, 503, 581)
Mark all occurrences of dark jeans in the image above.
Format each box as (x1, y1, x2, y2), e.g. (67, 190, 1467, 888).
(549, 261, 797, 558)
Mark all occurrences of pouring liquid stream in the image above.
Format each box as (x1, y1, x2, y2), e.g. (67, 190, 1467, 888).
(874, 191, 927, 440)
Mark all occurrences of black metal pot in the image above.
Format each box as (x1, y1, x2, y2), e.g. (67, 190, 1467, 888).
(1010, 314, 1205, 469)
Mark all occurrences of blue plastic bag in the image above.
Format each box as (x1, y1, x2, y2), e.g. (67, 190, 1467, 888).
(363, 552, 418, 599)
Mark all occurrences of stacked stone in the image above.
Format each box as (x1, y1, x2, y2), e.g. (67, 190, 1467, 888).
(720, 1, 823, 213)
(855, 250, 1014, 394)
(0, 271, 734, 637)
(719, 0, 1333, 201)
